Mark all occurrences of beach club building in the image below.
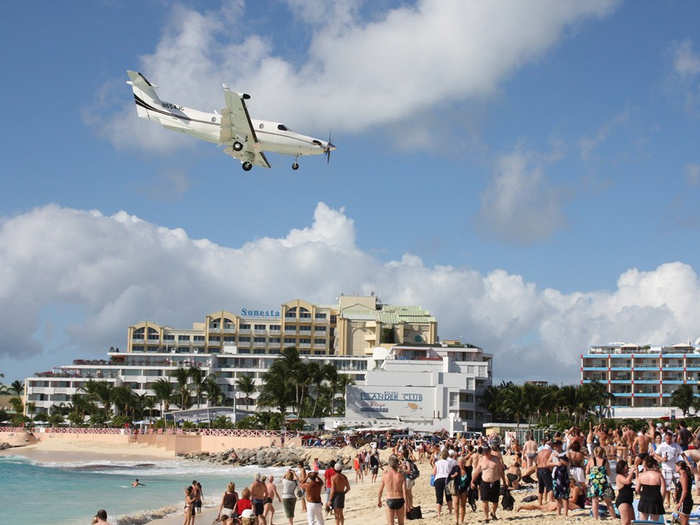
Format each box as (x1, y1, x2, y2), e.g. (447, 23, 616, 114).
(341, 342, 493, 433)
(581, 342, 700, 415)
(24, 295, 461, 420)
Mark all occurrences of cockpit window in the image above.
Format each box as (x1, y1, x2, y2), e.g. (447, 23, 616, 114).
(277, 124, 288, 131)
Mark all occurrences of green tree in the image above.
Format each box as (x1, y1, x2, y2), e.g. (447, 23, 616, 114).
(235, 374, 256, 409)
(672, 384, 695, 417)
(9, 397, 23, 415)
(204, 376, 223, 407)
(172, 368, 191, 410)
(11, 380, 24, 396)
(152, 378, 175, 418)
(79, 380, 114, 415)
(188, 367, 205, 408)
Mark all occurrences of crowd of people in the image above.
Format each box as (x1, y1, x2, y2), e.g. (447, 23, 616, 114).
(90, 420, 700, 525)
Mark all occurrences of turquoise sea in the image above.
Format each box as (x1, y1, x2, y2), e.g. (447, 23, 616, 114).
(0, 454, 266, 525)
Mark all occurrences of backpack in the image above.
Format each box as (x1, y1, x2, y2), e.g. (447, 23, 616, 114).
(406, 506, 422, 520)
(407, 461, 420, 480)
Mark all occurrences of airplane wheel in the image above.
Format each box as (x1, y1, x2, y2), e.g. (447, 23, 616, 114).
(242, 162, 253, 172)
(233, 141, 243, 152)
(292, 162, 299, 170)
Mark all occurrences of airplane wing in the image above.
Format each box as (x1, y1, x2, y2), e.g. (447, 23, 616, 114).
(219, 86, 270, 168)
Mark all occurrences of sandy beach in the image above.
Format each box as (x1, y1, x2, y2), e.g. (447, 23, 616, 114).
(146, 460, 593, 525)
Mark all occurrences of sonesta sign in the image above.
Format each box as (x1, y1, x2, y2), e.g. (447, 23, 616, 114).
(240, 308, 281, 318)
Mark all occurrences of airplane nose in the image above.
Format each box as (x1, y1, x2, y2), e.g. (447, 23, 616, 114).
(327, 142, 336, 151)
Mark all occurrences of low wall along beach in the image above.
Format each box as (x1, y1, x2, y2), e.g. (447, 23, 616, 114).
(0, 427, 301, 455)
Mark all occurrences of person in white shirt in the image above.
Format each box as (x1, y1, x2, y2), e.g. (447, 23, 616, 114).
(654, 432, 682, 506)
(433, 449, 454, 517)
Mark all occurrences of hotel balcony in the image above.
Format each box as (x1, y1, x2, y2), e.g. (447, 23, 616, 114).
(238, 329, 251, 335)
(298, 343, 311, 349)
(269, 329, 281, 335)
(131, 338, 145, 344)
(253, 341, 266, 348)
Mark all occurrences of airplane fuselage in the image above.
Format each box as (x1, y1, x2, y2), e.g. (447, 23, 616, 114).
(135, 97, 326, 157)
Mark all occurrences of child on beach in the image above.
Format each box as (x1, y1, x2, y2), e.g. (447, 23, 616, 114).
(552, 454, 570, 517)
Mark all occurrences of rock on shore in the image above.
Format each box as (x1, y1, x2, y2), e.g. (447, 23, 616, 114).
(178, 445, 385, 469)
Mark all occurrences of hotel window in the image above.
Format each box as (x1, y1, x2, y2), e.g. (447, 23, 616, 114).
(270, 325, 281, 330)
(330, 315, 337, 323)
(315, 326, 327, 332)
(164, 334, 174, 341)
(269, 337, 281, 343)
(254, 349, 265, 354)
(132, 345, 144, 352)
(223, 336, 235, 342)
(314, 338, 326, 344)
(209, 320, 220, 328)
(254, 324, 266, 331)
(300, 325, 311, 331)
(178, 335, 190, 341)
(193, 336, 205, 342)
(300, 338, 311, 344)
(240, 324, 250, 330)
(286, 307, 297, 318)
(239, 336, 250, 342)
(223, 318, 234, 328)
(315, 313, 327, 319)
(254, 337, 266, 343)
(238, 349, 250, 354)
(284, 337, 295, 344)
(299, 307, 311, 318)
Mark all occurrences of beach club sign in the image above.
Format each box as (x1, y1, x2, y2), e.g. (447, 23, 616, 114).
(346, 386, 433, 419)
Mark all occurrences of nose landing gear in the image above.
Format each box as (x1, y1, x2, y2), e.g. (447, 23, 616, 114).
(292, 162, 299, 170)
(242, 161, 253, 172)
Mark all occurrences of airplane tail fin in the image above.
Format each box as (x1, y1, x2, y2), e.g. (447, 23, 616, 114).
(126, 70, 161, 118)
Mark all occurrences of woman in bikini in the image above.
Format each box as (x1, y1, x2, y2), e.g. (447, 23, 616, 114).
(183, 486, 196, 525)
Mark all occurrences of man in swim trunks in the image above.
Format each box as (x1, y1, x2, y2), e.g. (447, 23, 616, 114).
(264, 474, 281, 525)
(327, 463, 351, 525)
(249, 473, 267, 525)
(633, 421, 655, 468)
(535, 439, 555, 505)
(471, 441, 507, 523)
(377, 455, 407, 525)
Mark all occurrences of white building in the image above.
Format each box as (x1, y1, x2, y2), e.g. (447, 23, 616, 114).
(343, 342, 493, 432)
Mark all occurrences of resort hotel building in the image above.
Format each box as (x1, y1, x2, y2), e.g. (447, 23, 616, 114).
(23, 294, 491, 429)
(581, 342, 700, 417)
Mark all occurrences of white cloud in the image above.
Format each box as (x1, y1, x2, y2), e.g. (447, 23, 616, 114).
(476, 149, 565, 244)
(674, 39, 700, 76)
(93, 0, 618, 150)
(686, 163, 700, 185)
(578, 108, 630, 160)
(2, 202, 699, 382)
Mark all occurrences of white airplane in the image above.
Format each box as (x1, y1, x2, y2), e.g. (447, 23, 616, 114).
(126, 70, 335, 172)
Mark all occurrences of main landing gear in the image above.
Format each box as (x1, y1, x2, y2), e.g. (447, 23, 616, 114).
(242, 161, 252, 172)
(232, 141, 244, 151)
(292, 155, 300, 171)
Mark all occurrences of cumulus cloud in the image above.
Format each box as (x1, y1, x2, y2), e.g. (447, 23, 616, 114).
(578, 108, 630, 160)
(93, 0, 618, 150)
(686, 163, 700, 185)
(476, 149, 565, 244)
(674, 39, 700, 76)
(2, 202, 699, 382)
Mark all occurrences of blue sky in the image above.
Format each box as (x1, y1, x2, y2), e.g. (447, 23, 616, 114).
(1, 0, 700, 383)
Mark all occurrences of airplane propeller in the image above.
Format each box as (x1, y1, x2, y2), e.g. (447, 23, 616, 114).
(325, 132, 335, 165)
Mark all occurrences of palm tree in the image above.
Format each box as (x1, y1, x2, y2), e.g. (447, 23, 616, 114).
(111, 385, 136, 418)
(152, 378, 175, 418)
(188, 367, 206, 408)
(9, 397, 23, 415)
(11, 380, 24, 396)
(172, 368, 191, 410)
(235, 375, 256, 410)
(333, 374, 355, 416)
(79, 380, 114, 415)
(204, 376, 222, 407)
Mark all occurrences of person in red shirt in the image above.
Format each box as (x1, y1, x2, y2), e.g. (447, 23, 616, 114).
(324, 465, 337, 505)
(236, 487, 253, 516)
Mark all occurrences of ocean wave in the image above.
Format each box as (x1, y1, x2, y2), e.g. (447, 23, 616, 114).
(111, 503, 180, 525)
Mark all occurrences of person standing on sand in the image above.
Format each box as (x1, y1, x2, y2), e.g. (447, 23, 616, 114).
(297, 461, 308, 512)
(183, 486, 196, 525)
(302, 470, 325, 525)
(264, 474, 281, 525)
(280, 469, 298, 525)
(370, 450, 382, 483)
(535, 438, 555, 505)
(249, 474, 267, 525)
(378, 455, 407, 525)
(217, 482, 239, 523)
(523, 432, 537, 470)
(327, 463, 351, 525)
(470, 441, 507, 523)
